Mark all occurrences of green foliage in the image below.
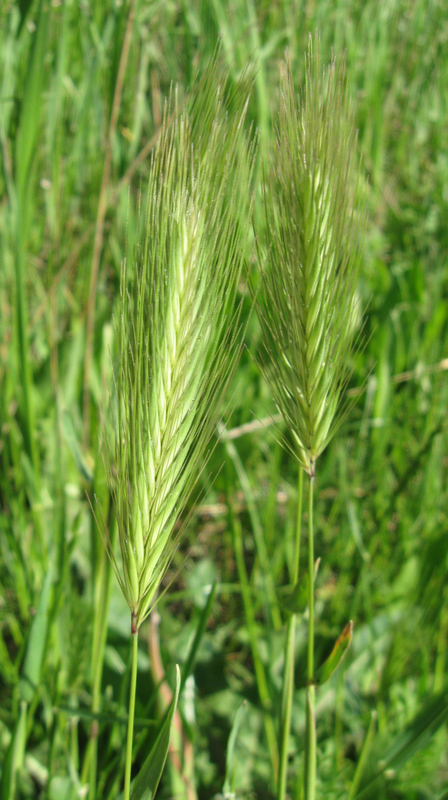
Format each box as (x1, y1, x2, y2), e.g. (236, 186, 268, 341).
(19, 567, 53, 702)
(315, 620, 353, 686)
(222, 701, 248, 797)
(131, 667, 181, 800)
(1, 702, 27, 800)
(0, 1, 447, 798)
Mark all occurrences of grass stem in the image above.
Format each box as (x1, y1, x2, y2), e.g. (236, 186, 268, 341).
(82, 0, 136, 448)
(86, 529, 115, 798)
(278, 468, 303, 800)
(293, 470, 304, 587)
(305, 475, 316, 800)
(225, 436, 282, 630)
(347, 711, 377, 800)
(124, 628, 138, 800)
(230, 503, 279, 781)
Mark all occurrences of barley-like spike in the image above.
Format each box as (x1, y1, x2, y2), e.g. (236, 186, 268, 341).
(255, 35, 365, 475)
(102, 59, 256, 630)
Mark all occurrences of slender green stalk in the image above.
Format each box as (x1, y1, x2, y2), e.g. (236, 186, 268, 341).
(231, 506, 279, 780)
(124, 630, 139, 800)
(84, 523, 115, 799)
(306, 478, 314, 687)
(278, 468, 303, 800)
(293, 470, 303, 586)
(434, 562, 448, 693)
(224, 435, 282, 630)
(305, 476, 316, 800)
(347, 711, 377, 800)
(82, 0, 136, 448)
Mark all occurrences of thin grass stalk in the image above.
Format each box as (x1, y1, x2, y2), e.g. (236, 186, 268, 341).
(69, 696, 79, 774)
(223, 433, 282, 630)
(83, 522, 115, 800)
(230, 503, 279, 780)
(148, 613, 197, 799)
(47, 711, 57, 798)
(305, 476, 316, 800)
(124, 631, 139, 800)
(83, 0, 137, 448)
(14, 228, 45, 557)
(293, 470, 303, 585)
(434, 556, 448, 694)
(347, 712, 377, 800)
(278, 468, 303, 800)
(11, 0, 49, 525)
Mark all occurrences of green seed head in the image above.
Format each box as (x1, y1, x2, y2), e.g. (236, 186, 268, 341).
(256, 35, 365, 476)
(102, 63, 256, 630)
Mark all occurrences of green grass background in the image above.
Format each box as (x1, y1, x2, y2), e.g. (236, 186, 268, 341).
(0, 0, 447, 798)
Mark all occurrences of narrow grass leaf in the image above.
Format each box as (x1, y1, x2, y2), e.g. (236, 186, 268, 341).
(354, 690, 448, 798)
(131, 665, 180, 800)
(15, 0, 49, 209)
(348, 712, 377, 800)
(19, 567, 53, 702)
(180, 580, 217, 696)
(222, 701, 247, 797)
(0, 701, 27, 800)
(223, 435, 281, 630)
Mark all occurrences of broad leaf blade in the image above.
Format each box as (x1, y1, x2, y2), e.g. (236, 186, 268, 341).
(278, 579, 308, 616)
(315, 621, 353, 685)
(131, 665, 181, 800)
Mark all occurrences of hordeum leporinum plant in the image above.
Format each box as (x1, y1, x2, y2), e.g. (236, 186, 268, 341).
(100, 64, 255, 799)
(255, 36, 365, 800)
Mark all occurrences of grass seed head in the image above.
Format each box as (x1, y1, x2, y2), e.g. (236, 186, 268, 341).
(102, 62, 256, 631)
(256, 34, 365, 476)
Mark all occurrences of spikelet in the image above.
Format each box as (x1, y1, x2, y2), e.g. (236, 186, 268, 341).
(102, 64, 255, 631)
(256, 35, 364, 476)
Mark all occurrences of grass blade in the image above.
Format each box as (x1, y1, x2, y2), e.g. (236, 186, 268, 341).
(19, 567, 53, 702)
(180, 580, 217, 696)
(354, 691, 448, 798)
(315, 621, 353, 686)
(0, 701, 27, 800)
(131, 665, 181, 800)
(222, 701, 247, 797)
